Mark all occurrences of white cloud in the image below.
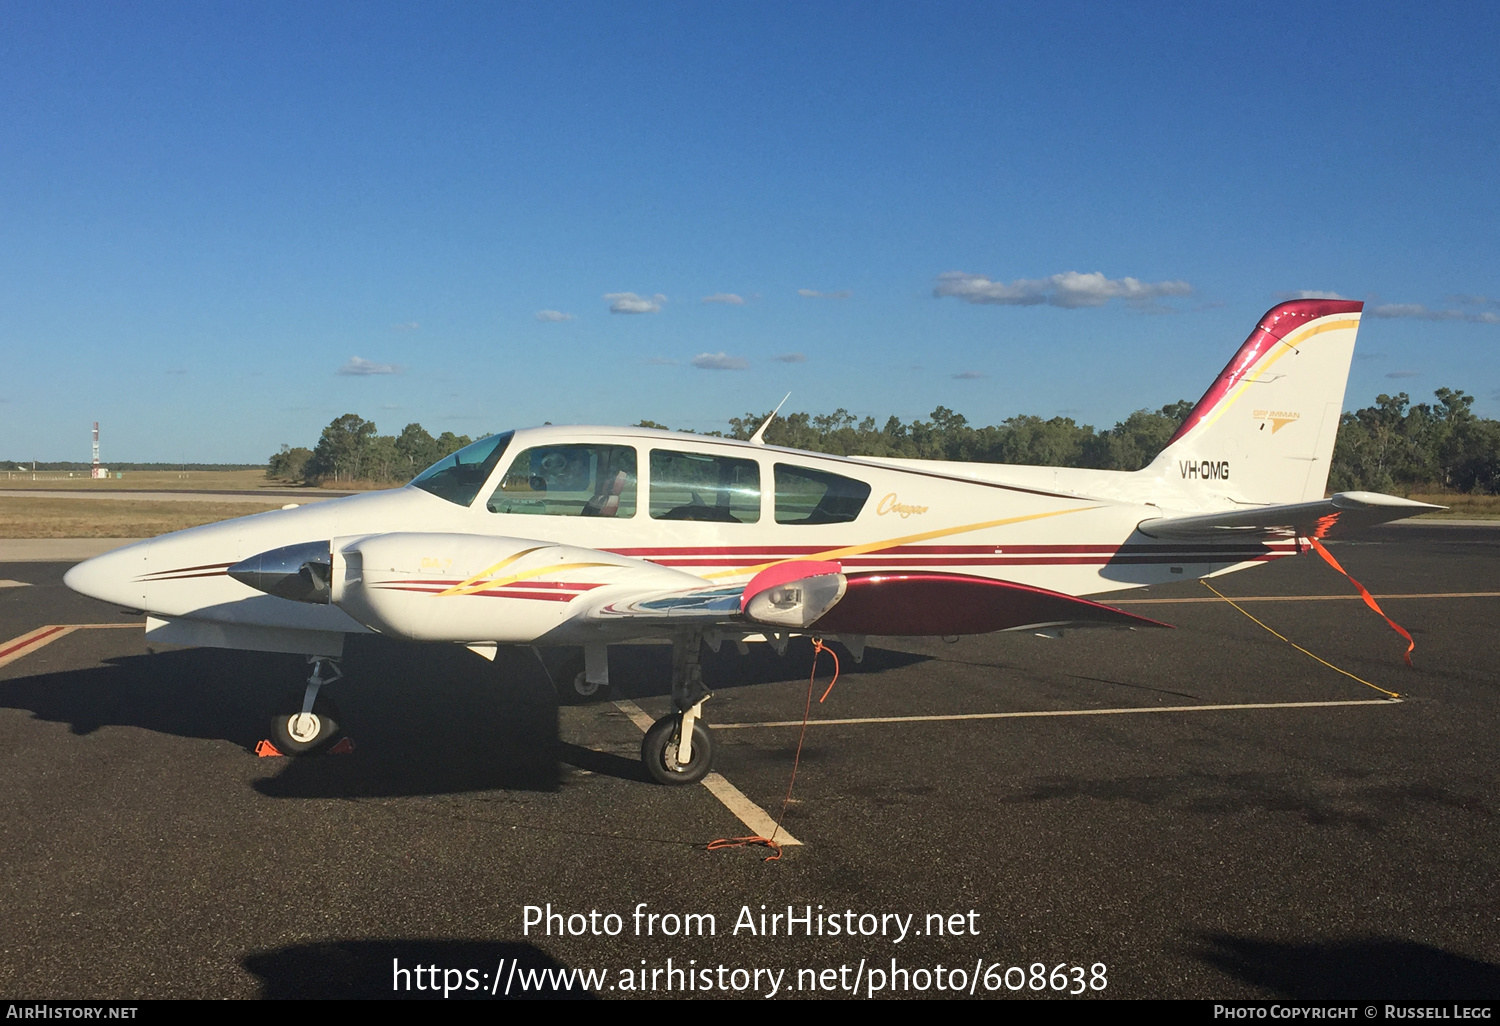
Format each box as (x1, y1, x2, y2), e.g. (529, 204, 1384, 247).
(952, 370, 986, 380)
(692, 352, 749, 370)
(1372, 303, 1500, 323)
(1277, 290, 1350, 300)
(1385, 370, 1422, 379)
(702, 293, 745, 305)
(772, 353, 807, 363)
(535, 310, 576, 322)
(337, 356, 401, 376)
(797, 288, 853, 299)
(392, 321, 420, 331)
(605, 292, 666, 314)
(933, 270, 1192, 309)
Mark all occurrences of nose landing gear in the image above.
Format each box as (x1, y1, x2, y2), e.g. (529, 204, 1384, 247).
(270, 656, 344, 755)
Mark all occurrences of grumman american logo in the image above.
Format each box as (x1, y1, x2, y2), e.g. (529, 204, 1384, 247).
(1179, 460, 1230, 481)
(1253, 408, 1301, 433)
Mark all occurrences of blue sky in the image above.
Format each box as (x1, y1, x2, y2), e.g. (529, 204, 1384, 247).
(2, 1, 1497, 462)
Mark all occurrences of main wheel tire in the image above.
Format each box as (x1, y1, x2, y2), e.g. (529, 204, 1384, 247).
(642, 715, 713, 785)
(271, 693, 342, 755)
(551, 653, 612, 704)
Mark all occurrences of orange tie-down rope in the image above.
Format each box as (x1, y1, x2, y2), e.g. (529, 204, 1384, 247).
(707, 638, 841, 862)
(1306, 535, 1416, 667)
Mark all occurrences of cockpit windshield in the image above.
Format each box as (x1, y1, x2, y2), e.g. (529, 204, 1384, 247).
(409, 431, 513, 507)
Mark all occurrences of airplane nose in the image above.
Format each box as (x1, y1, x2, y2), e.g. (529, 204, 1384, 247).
(63, 541, 152, 610)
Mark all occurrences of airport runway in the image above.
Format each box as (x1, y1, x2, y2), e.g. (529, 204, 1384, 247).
(1, 524, 1497, 1000)
(0, 489, 339, 503)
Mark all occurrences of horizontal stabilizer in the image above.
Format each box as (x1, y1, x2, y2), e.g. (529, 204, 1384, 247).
(1137, 491, 1443, 541)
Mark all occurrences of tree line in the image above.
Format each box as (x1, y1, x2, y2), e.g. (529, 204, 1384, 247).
(267, 416, 476, 485)
(271, 386, 1500, 495)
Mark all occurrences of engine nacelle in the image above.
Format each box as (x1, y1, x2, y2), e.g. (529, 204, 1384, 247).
(329, 532, 697, 643)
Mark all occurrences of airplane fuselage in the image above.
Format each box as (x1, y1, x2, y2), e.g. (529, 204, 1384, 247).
(65, 425, 1293, 656)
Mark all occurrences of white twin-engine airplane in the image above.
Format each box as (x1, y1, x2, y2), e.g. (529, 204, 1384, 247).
(66, 299, 1437, 783)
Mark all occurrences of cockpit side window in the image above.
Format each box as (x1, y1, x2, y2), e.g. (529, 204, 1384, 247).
(488, 444, 638, 517)
(649, 450, 760, 523)
(409, 432, 513, 507)
(774, 463, 871, 524)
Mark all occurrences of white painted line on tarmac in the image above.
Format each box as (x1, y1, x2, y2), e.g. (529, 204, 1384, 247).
(612, 697, 657, 733)
(700, 773, 801, 847)
(613, 697, 802, 847)
(0, 625, 77, 669)
(0, 622, 144, 670)
(714, 697, 1403, 731)
(0, 580, 32, 588)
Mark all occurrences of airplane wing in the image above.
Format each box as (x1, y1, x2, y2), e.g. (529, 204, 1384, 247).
(1136, 490, 1444, 541)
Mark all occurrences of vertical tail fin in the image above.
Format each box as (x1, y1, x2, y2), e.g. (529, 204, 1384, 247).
(1144, 299, 1363, 507)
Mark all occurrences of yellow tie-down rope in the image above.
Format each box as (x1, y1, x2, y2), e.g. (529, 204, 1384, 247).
(1200, 579, 1402, 700)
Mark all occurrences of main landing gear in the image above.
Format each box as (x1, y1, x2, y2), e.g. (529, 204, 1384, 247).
(271, 656, 343, 755)
(548, 644, 613, 705)
(641, 633, 715, 786)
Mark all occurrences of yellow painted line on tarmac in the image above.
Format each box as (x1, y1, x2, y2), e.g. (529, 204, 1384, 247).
(0, 622, 143, 670)
(1112, 592, 1500, 605)
(714, 697, 1402, 731)
(612, 697, 802, 847)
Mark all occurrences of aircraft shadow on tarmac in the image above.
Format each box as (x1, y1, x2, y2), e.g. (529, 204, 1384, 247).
(604, 635, 929, 700)
(243, 938, 589, 1000)
(1196, 933, 1500, 999)
(0, 633, 927, 800)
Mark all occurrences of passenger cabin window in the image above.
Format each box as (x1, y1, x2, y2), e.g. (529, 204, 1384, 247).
(649, 450, 760, 523)
(410, 432, 513, 507)
(488, 444, 638, 517)
(774, 463, 871, 524)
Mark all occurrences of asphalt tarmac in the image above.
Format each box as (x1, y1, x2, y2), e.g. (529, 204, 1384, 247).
(1, 523, 1497, 1000)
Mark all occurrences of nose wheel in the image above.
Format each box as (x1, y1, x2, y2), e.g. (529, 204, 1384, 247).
(270, 657, 344, 755)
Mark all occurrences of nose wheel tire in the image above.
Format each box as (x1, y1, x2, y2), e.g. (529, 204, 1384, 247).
(271, 694, 342, 755)
(642, 715, 713, 785)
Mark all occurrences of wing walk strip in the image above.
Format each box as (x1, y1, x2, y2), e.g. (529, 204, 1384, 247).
(713, 698, 1403, 731)
(612, 698, 803, 847)
(0, 622, 141, 670)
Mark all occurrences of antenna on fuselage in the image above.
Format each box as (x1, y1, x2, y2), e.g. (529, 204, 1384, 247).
(749, 393, 791, 445)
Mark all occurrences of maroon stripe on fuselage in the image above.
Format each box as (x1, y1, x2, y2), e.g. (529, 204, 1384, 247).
(139, 562, 235, 579)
